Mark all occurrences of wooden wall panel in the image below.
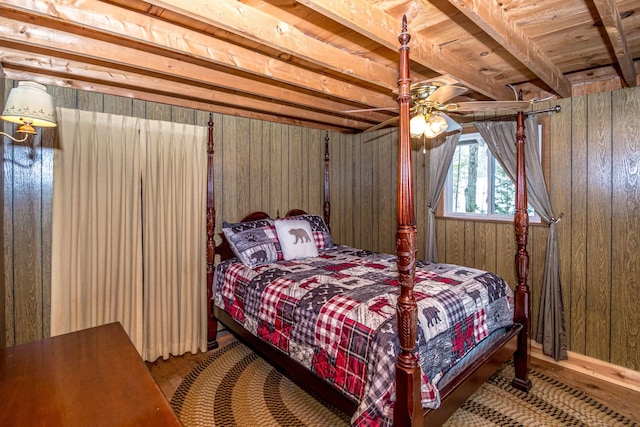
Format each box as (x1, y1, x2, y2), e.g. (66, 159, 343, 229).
(269, 122, 283, 217)
(444, 220, 465, 266)
(221, 115, 239, 222)
(2, 95, 13, 347)
(473, 222, 496, 273)
(548, 97, 574, 351)
(249, 119, 264, 213)
(463, 221, 475, 267)
(260, 122, 271, 215)
(415, 149, 428, 261)
(345, 132, 355, 246)
(436, 217, 446, 262)
(495, 222, 517, 287)
(611, 88, 640, 370)
(388, 130, 399, 253)
(311, 129, 326, 215)
(170, 105, 196, 124)
(329, 135, 341, 243)
(2, 81, 64, 345)
(235, 117, 251, 217)
(353, 131, 363, 249)
(360, 132, 374, 251)
(586, 91, 612, 361)
(281, 125, 293, 213)
(568, 97, 589, 353)
(369, 132, 380, 251)
(2, 119, 15, 346)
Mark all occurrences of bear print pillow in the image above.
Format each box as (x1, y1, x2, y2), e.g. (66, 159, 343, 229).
(222, 219, 280, 267)
(274, 219, 319, 260)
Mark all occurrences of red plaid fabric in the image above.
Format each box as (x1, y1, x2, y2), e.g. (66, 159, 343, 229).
(315, 294, 359, 358)
(220, 263, 248, 301)
(312, 230, 326, 248)
(259, 277, 296, 323)
(335, 317, 373, 398)
(474, 308, 488, 342)
(451, 315, 476, 359)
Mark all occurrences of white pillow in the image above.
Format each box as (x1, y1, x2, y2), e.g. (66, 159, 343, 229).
(275, 219, 318, 260)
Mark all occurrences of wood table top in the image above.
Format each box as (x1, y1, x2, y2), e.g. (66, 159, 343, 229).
(0, 322, 182, 426)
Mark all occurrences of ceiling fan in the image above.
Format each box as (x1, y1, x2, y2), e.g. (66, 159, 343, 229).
(347, 78, 531, 138)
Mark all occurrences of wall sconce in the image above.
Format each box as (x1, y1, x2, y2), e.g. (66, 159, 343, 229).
(1, 81, 57, 160)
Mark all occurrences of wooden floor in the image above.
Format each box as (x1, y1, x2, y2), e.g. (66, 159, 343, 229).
(147, 332, 640, 423)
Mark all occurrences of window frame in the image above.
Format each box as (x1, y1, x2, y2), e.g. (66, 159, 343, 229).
(441, 124, 543, 223)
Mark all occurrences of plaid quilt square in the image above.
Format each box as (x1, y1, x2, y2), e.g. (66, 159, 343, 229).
(315, 294, 359, 358)
(335, 317, 374, 399)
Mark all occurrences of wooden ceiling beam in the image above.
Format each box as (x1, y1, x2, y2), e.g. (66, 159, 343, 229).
(139, 0, 400, 92)
(2, 67, 356, 132)
(592, 0, 636, 87)
(0, 17, 391, 124)
(295, 0, 516, 101)
(445, 0, 572, 98)
(0, 0, 396, 110)
(0, 47, 377, 130)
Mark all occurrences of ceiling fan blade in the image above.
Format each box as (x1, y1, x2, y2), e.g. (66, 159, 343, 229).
(411, 75, 461, 88)
(363, 116, 399, 132)
(440, 112, 462, 132)
(453, 100, 531, 113)
(427, 85, 468, 104)
(343, 107, 398, 113)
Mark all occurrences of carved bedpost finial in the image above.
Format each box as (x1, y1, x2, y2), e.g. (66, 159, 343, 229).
(399, 15, 410, 47)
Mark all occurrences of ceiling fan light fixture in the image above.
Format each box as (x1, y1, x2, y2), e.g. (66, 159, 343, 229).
(409, 114, 427, 138)
(423, 122, 439, 138)
(410, 111, 448, 139)
(428, 114, 448, 135)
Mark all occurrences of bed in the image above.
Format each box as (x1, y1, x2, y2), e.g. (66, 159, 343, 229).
(205, 16, 531, 427)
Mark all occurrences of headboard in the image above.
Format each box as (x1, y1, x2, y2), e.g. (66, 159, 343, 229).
(214, 209, 308, 261)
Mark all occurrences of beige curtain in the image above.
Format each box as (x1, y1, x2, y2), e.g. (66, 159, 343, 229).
(51, 108, 144, 350)
(141, 119, 207, 361)
(52, 108, 207, 361)
(477, 116, 568, 361)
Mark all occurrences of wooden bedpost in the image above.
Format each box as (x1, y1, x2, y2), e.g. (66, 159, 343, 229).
(511, 103, 531, 391)
(324, 131, 331, 228)
(206, 112, 219, 351)
(394, 16, 423, 427)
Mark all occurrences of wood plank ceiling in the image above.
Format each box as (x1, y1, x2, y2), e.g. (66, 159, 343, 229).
(0, 0, 639, 132)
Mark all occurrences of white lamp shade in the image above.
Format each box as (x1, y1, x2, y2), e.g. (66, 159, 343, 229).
(428, 114, 448, 134)
(1, 81, 57, 128)
(409, 114, 427, 138)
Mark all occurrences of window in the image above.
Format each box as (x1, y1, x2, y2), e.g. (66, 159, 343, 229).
(444, 131, 539, 221)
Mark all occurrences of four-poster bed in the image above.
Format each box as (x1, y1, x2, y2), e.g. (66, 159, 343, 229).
(205, 17, 531, 426)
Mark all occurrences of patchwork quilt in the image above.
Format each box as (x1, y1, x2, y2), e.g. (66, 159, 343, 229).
(213, 245, 514, 427)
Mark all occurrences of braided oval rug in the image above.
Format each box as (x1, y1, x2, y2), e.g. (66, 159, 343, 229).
(170, 340, 638, 427)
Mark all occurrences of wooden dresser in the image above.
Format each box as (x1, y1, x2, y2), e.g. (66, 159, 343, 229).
(0, 322, 182, 426)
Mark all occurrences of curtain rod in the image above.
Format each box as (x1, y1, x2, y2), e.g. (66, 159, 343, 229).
(466, 105, 561, 124)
